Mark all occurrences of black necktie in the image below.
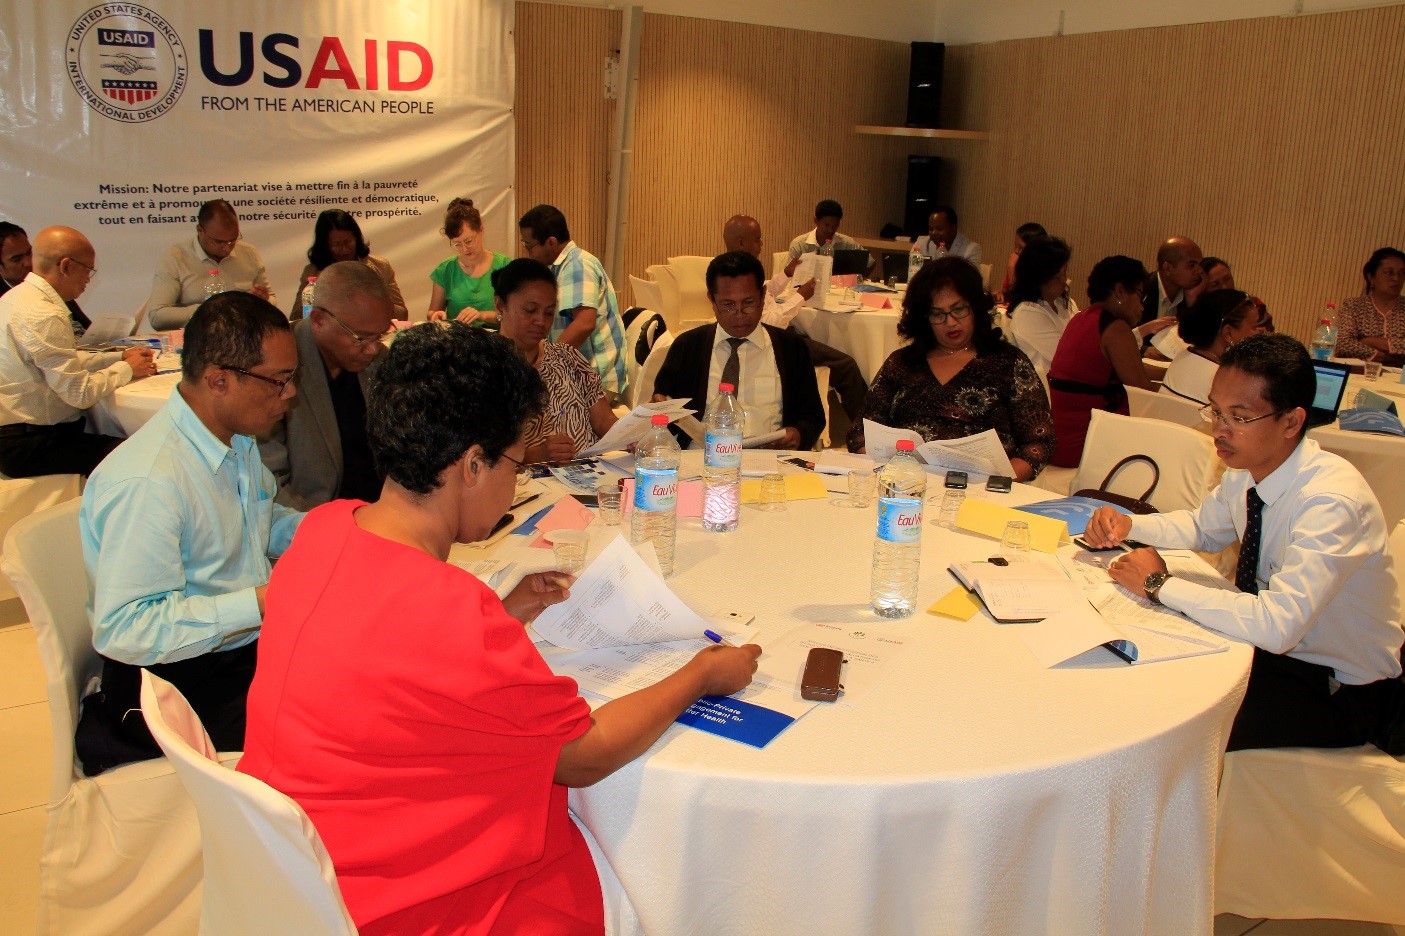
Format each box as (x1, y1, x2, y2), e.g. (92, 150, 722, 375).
(721, 336, 745, 389)
(1235, 487, 1264, 594)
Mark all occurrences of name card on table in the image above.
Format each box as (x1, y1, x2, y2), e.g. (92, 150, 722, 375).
(528, 495, 595, 548)
(739, 473, 829, 503)
(831, 274, 860, 288)
(860, 293, 893, 310)
(956, 498, 1070, 553)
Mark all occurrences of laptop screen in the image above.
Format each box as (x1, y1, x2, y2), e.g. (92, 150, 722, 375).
(1309, 359, 1352, 426)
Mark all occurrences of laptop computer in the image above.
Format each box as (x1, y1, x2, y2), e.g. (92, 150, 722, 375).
(831, 249, 871, 276)
(1308, 359, 1352, 427)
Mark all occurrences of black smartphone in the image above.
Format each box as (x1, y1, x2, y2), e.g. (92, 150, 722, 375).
(1073, 535, 1123, 553)
(985, 475, 1013, 493)
(945, 470, 968, 489)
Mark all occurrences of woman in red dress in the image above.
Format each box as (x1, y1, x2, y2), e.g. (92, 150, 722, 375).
(238, 323, 760, 936)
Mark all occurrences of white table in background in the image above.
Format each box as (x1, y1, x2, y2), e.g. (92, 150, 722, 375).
(1309, 369, 1405, 530)
(90, 371, 180, 437)
(483, 479, 1252, 935)
(792, 287, 905, 382)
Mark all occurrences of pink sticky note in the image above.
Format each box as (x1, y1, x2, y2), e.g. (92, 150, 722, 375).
(529, 495, 596, 548)
(831, 274, 859, 288)
(860, 293, 892, 310)
(621, 479, 703, 517)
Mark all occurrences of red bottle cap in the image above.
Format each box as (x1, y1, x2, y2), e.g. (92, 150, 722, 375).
(651, 414, 669, 426)
(896, 440, 916, 451)
(718, 382, 735, 393)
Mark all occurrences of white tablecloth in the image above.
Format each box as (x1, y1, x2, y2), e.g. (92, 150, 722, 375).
(89, 372, 181, 437)
(546, 483, 1251, 936)
(1308, 372, 1405, 531)
(792, 290, 904, 382)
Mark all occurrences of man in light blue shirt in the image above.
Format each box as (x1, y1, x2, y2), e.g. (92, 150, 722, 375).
(75, 291, 303, 774)
(518, 204, 627, 400)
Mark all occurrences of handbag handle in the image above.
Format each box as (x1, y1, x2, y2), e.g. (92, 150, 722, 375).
(1098, 454, 1159, 502)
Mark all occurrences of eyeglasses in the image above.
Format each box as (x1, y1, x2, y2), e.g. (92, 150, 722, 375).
(520, 238, 542, 253)
(64, 257, 97, 281)
(450, 235, 479, 251)
(928, 303, 973, 324)
(316, 306, 396, 348)
(219, 363, 299, 397)
(498, 450, 532, 481)
(1199, 404, 1287, 428)
(202, 230, 241, 248)
(715, 298, 762, 315)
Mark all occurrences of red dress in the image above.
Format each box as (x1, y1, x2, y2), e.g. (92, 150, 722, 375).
(239, 501, 600, 935)
(1046, 304, 1128, 467)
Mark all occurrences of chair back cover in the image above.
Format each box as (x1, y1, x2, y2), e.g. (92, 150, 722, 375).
(1126, 385, 1205, 430)
(140, 672, 358, 936)
(1071, 410, 1216, 514)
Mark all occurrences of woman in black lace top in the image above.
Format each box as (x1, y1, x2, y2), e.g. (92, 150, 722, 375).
(847, 258, 1055, 481)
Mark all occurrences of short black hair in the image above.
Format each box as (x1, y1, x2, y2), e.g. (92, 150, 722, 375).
(1005, 236, 1071, 312)
(1220, 333, 1315, 439)
(0, 221, 25, 243)
(1178, 288, 1252, 349)
(307, 209, 369, 270)
(705, 250, 765, 296)
(368, 323, 546, 495)
(814, 199, 843, 221)
(1087, 255, 1149, 303)
(931, 205, 958, 227)
(1201, 255, 1229, 275)
(898, 257, 1003, 361)
(1361, 247, 1405, 292)
(518, 204, 570, 245)
(182, 291, 290, 381)
(492, 257, 557, 300)
(1016, 222, 1047, 244)
(197, 199, 236, 227)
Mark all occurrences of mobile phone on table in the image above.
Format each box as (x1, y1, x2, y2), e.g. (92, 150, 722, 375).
(944, 470, 968, 489)
(1073, 536, 1150, 552)
(985, 475, 1013, 493)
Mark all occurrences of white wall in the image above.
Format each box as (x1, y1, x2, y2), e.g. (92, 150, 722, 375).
(931, 0, 1405, 44)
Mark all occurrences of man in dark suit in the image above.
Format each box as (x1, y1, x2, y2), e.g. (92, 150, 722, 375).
(259, 260, 394, 508)
(1141, 235, 1205, 360)
(653, 251, 825, 451)
(0, 220, 90, 334)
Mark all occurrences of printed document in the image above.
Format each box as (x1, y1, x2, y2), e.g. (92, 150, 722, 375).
(862, 420, 1015, 478)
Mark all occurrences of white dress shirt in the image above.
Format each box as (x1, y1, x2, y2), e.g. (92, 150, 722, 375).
(147, 236, 275, 330)
(0, 273, 130, 427)
(1159, 350, 1217, 405)
(761, 273, 804, 329)
(1130, 439, 1403, 684)
(1008, 296, 1077, 377)
(1149, 275, 1189, 359)
(915, 232, 983, 269)
(706, 325, 782, 439)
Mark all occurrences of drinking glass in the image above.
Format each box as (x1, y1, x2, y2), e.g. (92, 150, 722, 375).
(758, 473, 787, 511)
(552, 530, 589, 574)
(595, 481, 622, 526)
(1000, 520, 1032, 554)
(847, 469, 875, 508)
(1364, 361, 1384, 381)
(934, 489, 965, 528)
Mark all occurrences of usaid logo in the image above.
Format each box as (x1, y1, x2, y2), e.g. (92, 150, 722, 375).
(66, 4, 188, 122)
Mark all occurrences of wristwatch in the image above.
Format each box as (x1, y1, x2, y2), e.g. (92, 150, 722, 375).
(1143, 571, 1172, 605)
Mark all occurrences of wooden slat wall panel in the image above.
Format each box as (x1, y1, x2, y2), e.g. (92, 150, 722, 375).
(514, 3, 620, 258)
(934, 6, 1405, 341)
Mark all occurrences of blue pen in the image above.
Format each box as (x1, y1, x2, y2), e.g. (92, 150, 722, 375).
(703, 629, 726, 644)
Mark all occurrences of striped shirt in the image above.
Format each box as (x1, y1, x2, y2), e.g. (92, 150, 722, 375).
(549, 241, 626, 397)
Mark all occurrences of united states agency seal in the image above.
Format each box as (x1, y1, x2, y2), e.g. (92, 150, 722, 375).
(66, 4, 187, 123)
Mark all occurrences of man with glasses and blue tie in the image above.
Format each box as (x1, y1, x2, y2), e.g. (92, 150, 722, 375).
(652, 250, 824, 451)
(258, 260, 393, 509)
(76, 291, 304, 774)
(1084, 333, 1404, 752)
(147, 199, 275, 330)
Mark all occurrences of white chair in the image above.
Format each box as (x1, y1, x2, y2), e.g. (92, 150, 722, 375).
(644, 264, 681, 335)
(628, 275, 665, 323)
(979, 263, 993, 290)
(772, 251, 790, 280)
(0, 473, 81, 601)
(2, 500, 215, 936)
(1070, 410, 1217, 513)
(139, 672, 358, 936)
(1213, 519, 1405, 925)
(666, 256, 715, 332)
(1126, 385, 1206, 430)
(632, 331, 674, 411)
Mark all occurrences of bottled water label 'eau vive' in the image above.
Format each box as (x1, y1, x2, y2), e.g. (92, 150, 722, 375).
(632, 413, 681, 576)
(702, 382, 743, 532)
(871, 439, 926, 618)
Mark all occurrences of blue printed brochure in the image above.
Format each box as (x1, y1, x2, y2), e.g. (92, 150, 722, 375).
(1015, 496, 1133, 536)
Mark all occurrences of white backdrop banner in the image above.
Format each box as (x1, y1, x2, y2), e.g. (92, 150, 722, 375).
(0, 1, 514, 320)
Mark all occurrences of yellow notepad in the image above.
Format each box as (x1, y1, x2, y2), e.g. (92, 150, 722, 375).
(927, 587, 983, 621)
(739, 473, 830, 503)
(955, 498, 1069, 553)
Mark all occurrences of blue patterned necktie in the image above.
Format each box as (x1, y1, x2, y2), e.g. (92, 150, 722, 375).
(1235, 487, 1264, 594)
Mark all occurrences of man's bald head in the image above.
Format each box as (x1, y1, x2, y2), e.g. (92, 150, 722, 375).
(31, 227, 96, 301)
(1156, 236, 1204, 293)
(723, 215, 763, 258)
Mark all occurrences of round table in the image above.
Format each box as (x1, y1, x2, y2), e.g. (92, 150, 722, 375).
(1308, 370, 1405, 531)
(89, 371, 181, 437)
(792, 293, 904, 383)
(556, 484, 1251, 935)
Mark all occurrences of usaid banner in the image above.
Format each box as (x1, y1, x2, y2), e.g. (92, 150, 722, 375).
(0, 1, 514, 319)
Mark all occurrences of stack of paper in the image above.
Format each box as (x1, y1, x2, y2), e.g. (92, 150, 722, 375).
(580, 398, 695, 456)
(862, 420, 1015, 479)
(948, 560, 1083, 622)
(1016, 597, 1230, 667)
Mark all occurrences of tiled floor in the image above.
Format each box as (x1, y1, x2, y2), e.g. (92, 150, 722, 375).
(0, 603, 1401, 935)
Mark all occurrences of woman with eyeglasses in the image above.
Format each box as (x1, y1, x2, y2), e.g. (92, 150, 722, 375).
(494, 258, 618, 463)
(846, 258, 1054, 481)
(1334, 246, 1405, 366)
(1046, 255, 1159, 467)
(1160, 289, 1265, 405)
(291, 209, 408, 320)
(427, 197, 511, 326)
(239, 322, 760, 935)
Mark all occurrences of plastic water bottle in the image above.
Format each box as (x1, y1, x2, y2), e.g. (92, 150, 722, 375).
(702, 382, 744, 532)
(870, 440, 927, 618)
(908, 242, 926, 281)
(203, 268, 225, 301)
(934, 240, 949, 260)
(301, 276, 317, 319)
(632, 413, 681, 576)
(818, 239, 834, 257)
(1310, 308, 1338, 361)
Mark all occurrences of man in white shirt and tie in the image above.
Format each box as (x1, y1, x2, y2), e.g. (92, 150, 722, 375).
(653, 251, 825, 451)
(146, 199, 275, 330)
(1085, 333, 1404, 751)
